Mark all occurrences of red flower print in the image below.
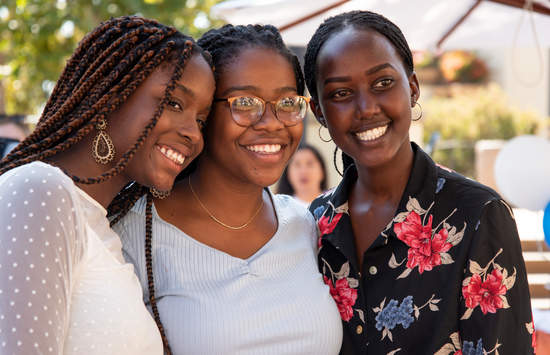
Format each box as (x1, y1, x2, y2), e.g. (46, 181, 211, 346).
(394, 211, 432, 248)
(324, 276, 358, 322)
(462, 269, 507, 314)
(394, 212, 452, 274)
(453, 351, 462, 355)
(318, 213, 343, 237)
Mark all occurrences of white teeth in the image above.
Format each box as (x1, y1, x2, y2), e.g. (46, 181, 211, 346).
(245, 144, 282, 153)
(356, 125, 388, 141)
(158, 146, 186, 165)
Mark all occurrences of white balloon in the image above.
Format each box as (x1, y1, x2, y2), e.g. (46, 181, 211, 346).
(494, 135, 550, 211)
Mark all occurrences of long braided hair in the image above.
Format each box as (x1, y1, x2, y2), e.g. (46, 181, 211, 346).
(136, 23, 306, 354)
(304, 10, 414, 174)
(0, 16, 211, 353)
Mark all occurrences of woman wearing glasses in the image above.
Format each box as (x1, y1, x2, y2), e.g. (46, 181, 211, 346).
(113, 24, 342, 355)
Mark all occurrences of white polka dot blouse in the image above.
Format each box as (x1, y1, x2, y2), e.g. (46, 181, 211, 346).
(0, 162, 163, 355)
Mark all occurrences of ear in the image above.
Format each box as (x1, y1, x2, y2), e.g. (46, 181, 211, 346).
(309, 98, 327, 127)
(408, 71, 420, 106)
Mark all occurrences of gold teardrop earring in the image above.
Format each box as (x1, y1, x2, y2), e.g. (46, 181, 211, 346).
(92, 118, 116, 164)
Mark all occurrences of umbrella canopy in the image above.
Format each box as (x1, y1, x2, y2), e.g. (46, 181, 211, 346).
(211, 0, 550, 50)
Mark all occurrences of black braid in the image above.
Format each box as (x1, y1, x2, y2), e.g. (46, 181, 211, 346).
(303, 10, 414, 173)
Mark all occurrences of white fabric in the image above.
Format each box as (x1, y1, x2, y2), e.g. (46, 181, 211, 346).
(116, 193, 343, 355)
(292, 195, 310, 209)
(0, 161, 163, 355)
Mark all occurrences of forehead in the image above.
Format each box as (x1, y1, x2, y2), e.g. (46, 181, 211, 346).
(216, 47, 296, 93)
(152, 54, 212, 85)
(293, 148, 317, 160)
(316, 28, 406, 78)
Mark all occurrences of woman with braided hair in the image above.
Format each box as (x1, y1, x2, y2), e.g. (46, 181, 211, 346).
(114, 24, 342, 355)
(0, 16, 215, 354)
(304, 10, 535, 354)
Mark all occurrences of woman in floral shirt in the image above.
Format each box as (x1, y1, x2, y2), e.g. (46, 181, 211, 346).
(303, 10, 535, 355)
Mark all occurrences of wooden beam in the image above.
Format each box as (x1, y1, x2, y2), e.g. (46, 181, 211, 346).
(279, 0, 351, 32)
(526, 261, 550, 274)
(522, 240, 550, 252)
(436, 0, 483, 49)
(530, 283, 550, 298)
(436, 0, 550, 49)
(488, 0, 550, 16)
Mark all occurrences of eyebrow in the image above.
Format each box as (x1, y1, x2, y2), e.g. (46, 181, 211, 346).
(219, 85, 297, 98)
(175, 83, 195, 98)
(323, 63, 396, 85)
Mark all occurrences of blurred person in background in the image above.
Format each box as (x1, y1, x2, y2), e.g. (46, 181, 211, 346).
(277, 143, 328, 207)
(0, 113, 29, 158)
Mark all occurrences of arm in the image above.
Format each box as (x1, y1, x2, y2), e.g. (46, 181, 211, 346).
(458, 199, 535, 354)
(0, 167, 82, 354)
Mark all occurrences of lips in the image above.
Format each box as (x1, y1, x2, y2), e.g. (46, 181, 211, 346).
(156, 144, 186, 165)
(355, 124, 388, 142)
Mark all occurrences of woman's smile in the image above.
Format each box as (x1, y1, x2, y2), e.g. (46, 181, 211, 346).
(355, 123, 389, 142)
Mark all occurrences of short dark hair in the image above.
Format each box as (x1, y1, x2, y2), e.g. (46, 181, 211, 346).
(198, 24, 305, 95)
(304, 10, 414, 102)
(277, 144, 328, 195)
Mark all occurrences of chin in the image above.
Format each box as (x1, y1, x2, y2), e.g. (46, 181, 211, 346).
(149, 176, 176, 192)
(249, 173, 281, 188)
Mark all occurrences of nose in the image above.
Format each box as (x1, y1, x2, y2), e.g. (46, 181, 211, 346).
(177, 112, 203, 145)
(252, 102, 285, 131)
(356, 88, 380, 120)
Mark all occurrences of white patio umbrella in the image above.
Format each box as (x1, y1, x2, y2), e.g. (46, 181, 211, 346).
(210, 0, 550, 50)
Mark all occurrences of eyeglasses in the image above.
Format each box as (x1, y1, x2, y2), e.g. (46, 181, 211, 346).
(213, 95, 310, 127)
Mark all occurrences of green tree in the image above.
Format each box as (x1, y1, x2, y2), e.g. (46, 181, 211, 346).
(0, 0, 224, 115)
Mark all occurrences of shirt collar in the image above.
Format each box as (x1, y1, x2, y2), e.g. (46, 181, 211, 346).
(322, 142, 438, 247)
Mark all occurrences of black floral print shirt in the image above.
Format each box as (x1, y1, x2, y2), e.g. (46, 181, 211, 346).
(309, 143, 535, 355)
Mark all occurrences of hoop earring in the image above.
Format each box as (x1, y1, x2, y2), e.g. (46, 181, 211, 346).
(318, 124, 333, 143)
(92, 118, 115, 164)
(411, 101, 422, 122)
(412, 102, 423, 122)
(150, 187, 171, 199)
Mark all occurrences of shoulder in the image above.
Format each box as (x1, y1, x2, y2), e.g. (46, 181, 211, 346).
(273, 193, 309, 217)
(309, 188, 336, 220)
(273, 193, 316, 227)
(0, 161, 78, 203)
(113, 195, 148, 241)
(435, 165, 501, 214)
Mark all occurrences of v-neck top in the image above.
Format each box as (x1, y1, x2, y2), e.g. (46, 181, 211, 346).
(309, 143, 535, 355)
(115, 192, 342, 355)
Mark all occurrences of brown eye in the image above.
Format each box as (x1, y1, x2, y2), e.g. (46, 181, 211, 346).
(331, 89, 352, 99)
(373, 78, 394, 89)
(167, 98, 183, 111)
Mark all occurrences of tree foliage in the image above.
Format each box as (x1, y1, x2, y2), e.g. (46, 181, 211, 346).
(0, 0, 224, 114)
(423, 84, 545, 177)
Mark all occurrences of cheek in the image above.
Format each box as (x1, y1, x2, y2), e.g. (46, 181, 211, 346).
(287, 124, 304, 149)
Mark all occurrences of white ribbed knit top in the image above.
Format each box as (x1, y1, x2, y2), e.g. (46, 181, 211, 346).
(115, 193, 343, 355)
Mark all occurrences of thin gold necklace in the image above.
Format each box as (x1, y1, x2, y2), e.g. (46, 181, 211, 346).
(188, 176, 264, 230)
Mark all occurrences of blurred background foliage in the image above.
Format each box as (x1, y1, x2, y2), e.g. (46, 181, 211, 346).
(0, 0, 224, 115)
(423, 84, 545, 177)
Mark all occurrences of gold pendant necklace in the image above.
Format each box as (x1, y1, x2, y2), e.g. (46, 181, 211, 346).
(188, 176, 264, 230)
